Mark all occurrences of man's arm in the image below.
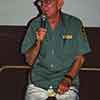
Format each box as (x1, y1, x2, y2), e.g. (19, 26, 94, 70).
(66, 55, 85, 78)
(25, 28, 47, 65)
(57, 55, 85, 94)
(25, 39, 41, 65)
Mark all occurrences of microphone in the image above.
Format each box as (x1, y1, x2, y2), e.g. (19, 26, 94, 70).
(36, 0, 46, 28)
(41, 14, 46, 28)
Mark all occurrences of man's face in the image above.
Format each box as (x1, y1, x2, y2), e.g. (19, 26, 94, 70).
(40, 0, 60, 18)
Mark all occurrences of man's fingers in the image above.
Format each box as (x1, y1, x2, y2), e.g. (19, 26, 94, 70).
(57, 88, 65, 94)
(57, 83, 69, 94)
(36, 28, 47, 41)
(38, 28, 47, 33)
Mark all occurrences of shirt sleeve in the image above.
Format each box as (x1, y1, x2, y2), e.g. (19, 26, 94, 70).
(21, 22, 36, 54)
(77, 21, 91, 55)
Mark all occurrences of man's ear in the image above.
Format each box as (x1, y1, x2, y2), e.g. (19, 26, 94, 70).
(57, 0, 64, 10)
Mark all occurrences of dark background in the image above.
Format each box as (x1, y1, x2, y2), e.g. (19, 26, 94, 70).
(0, 26, 100, 100)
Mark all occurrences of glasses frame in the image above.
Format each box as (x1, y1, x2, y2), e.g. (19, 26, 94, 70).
(38, 0, 56, 6)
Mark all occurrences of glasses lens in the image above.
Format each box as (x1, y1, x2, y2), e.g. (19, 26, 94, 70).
(36, 0, 54, 7)
(42, 0, 53, 4)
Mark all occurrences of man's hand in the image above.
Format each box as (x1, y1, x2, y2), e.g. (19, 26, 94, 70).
(57, 78, 71, 95)
(36, 28, 47, 42)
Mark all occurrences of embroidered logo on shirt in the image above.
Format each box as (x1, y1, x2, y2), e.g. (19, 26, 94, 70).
(62, 34, 72, 40)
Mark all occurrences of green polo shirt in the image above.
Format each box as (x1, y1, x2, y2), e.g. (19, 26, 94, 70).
(21, 12, 91, 90)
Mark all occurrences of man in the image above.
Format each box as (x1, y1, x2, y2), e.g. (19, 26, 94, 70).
(21, 0, 91, 100)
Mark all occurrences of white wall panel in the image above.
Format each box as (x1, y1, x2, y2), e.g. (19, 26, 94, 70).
(0, 0, 100, 26)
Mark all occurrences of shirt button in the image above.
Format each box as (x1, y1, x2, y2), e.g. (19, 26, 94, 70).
(51, 49, 55, 55)
(50, 64, 54, 68)
(36, 59, 39, 63)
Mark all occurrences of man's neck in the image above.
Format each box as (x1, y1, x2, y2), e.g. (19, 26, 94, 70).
(48, 12, 61, 30)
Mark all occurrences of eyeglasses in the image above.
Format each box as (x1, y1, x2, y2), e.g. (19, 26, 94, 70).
(42, 0, 54, 4)
(37, 0, 55, 6)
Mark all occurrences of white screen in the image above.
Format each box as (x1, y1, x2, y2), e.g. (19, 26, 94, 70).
(0, 0, 100, 26)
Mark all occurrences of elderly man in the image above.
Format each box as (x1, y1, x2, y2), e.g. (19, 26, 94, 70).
(21, 0, 91, 100)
